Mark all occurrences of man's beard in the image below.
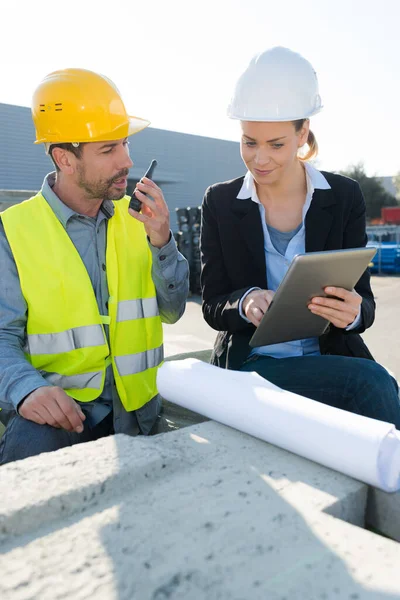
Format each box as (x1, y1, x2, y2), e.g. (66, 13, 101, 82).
(76, 165, 129, 201)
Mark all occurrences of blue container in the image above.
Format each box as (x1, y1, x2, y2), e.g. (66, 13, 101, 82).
(367, 242, 400, 274)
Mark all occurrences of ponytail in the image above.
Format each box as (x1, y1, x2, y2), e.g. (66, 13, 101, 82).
(293, 119, 318, 161)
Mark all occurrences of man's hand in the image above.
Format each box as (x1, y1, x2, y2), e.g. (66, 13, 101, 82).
(18, 386, 86, 433)
(128, 177, 171, 248)
(242, 289, 275, 327)
(308, 286, 362, 329)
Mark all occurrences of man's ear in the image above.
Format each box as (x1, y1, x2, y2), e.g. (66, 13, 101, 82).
(51, 147, 76, 175)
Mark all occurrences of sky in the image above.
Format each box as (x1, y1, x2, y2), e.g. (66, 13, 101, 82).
(1, 0, 399, 177)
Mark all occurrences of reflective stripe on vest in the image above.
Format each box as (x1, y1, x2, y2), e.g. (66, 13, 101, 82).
(116, 297, 159, 322)
(1, 194, 163, 411)
(114, 345, 164, 377)
(27, 324, 106, 355)
(39, 370, 103, 390)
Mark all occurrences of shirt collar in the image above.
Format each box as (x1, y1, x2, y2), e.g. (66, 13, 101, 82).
(236, 162, 331, 203)
(303, 162, 331, 191)
(41, 172, 115, 228)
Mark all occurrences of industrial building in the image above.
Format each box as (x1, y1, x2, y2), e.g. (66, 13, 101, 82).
(0, 102, 245, 231)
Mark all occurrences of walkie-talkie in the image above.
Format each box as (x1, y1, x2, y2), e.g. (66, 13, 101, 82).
(129, 159, 158, 212)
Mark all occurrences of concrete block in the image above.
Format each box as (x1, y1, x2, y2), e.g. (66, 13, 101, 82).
(367, 487, 400, 541)
(0, 189, 37, 213)
(2, 421, 400, 599)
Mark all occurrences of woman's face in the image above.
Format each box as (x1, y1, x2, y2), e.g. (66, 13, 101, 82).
(240, 120, 309, 186)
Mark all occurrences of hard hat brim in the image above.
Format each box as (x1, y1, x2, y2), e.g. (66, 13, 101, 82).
(34, 115, 151, 145)
(227, 105, 323, 122)
(127, 115, 151, 136)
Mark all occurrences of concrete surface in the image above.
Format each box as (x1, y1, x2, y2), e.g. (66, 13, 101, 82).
(367, 486, 400, 542)
(362, 276, 400, 379)
(163, 297, 214, 358)
(1, 277, 400, 599)
(2, 421, 400, 600)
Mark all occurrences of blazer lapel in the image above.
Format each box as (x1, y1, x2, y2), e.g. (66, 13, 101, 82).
(229, 186, 336, 283)
(231, 196, 266, 282)
(305, 188, 336, 252)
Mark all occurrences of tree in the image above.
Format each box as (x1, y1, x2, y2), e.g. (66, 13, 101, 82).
(340, 163, 396, 220)
(393, 171, 400, 201)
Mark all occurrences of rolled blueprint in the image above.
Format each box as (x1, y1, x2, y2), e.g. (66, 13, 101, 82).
(157, 359, 400, 492)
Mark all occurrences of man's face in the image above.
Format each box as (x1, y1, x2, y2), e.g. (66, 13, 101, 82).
(75, 138, 134, 201)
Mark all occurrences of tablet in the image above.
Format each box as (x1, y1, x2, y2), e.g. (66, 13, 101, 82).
(249, 247, 376, 348)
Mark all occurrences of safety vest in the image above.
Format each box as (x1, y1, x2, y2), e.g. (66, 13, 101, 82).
(1, 193, 163, 411)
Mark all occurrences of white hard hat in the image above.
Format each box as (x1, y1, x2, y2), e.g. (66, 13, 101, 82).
(227, 46, 322, 122)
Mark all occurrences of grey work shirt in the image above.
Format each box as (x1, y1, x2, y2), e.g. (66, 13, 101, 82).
(0, 173, 189, 434)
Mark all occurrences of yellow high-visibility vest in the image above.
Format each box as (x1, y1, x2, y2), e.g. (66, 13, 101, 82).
(1, 193, 163, 411)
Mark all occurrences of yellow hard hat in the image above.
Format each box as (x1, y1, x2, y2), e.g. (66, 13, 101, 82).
(31, 68, 150, 145)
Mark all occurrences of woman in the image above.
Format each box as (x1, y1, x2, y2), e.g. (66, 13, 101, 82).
(200, 46, 400, 427)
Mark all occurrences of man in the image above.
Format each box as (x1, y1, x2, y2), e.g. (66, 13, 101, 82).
(0, 68, 189, 464)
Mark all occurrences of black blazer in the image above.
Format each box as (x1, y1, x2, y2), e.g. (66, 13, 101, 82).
(200, 171, 375, 370)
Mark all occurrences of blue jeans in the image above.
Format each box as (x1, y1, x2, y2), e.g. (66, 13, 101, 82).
(240, 355, 400, 429)
(0, 410, 114, 465)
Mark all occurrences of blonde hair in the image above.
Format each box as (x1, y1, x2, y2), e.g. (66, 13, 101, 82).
(293, 119, 318, 161)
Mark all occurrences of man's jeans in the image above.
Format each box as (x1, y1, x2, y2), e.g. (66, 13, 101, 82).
(0, 410, 114, 465)
(240, 355, 400, 429)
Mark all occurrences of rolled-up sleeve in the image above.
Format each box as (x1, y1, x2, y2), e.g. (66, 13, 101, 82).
(0, 221, 50, 411)
(148, 233, 189, 324)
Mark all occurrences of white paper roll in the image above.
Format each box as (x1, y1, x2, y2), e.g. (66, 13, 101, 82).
(157, 359, 400, 492)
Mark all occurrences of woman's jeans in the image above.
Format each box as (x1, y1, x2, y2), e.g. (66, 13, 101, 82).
(240, 355, 400, 429)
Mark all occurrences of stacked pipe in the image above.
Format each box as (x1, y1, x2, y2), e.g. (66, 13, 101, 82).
(368, 242, 400, 274)
(175, 207, 202, 294)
